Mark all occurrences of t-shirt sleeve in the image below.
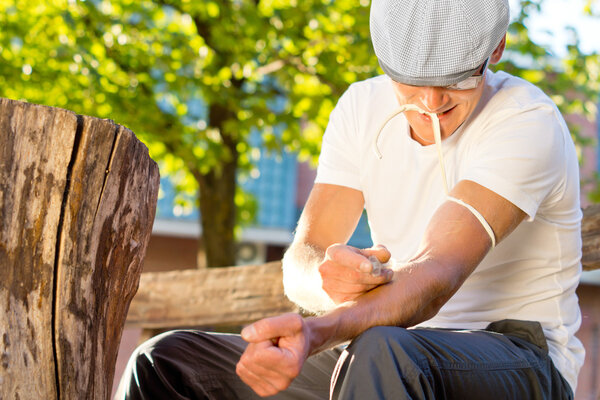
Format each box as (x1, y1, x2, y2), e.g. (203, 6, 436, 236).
(315, 87, 362, 190)
(460, 105, 568, 220)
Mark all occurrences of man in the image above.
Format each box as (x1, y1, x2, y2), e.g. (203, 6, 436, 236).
(116, 0, 584, 398)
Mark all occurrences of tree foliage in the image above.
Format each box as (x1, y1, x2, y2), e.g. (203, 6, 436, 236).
(1, 0, 598, 266)
(0, 0, 377, 267)
(498, 0, 600, 145)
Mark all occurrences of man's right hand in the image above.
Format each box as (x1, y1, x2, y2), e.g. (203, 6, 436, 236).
(319, 244, 394, 304)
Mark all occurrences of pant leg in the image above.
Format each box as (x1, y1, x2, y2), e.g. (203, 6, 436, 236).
(331, 322, 573, 400)
(114, 329, 342, 400)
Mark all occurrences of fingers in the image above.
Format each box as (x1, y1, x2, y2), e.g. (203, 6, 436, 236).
(241, 313, 303, 343)
(236, 340, 304, 397)
(321, 277, 386, 293)
(324, 244, 371, 272)
(236, 356, 281, 397)
(325, 244, 392, 274)
(320, 247, 394, 284)
(321, 276, 391, 304)
(360, 244, 392, 265)
(244, 342, 303, 378)
(320, 244, 394, 304)
(319, 259, 393, 304)
(237, 342, 292, 397)
(320, 268, 392, 291)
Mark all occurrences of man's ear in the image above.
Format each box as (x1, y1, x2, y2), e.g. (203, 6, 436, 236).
(489, 35, 506, 64)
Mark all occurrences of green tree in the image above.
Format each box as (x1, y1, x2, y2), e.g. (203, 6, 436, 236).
(498, 0, 600, 150)
(1, 0, 598, 268)
(0, 0, 377, 267)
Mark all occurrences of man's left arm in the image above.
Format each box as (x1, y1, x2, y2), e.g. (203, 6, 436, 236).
(236, 180, 526, 397)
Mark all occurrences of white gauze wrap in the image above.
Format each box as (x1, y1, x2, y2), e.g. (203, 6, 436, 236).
(372, 104, 496, 248)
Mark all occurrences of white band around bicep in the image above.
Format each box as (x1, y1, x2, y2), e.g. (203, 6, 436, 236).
(446, 196, 496, 248)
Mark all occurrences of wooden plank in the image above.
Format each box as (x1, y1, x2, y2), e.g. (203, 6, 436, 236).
(0, 98, 76, 399)
(582, 204, 600, 271)
(125, 261, 299, 329)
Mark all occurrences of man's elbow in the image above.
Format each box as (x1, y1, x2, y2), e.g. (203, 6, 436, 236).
(282, 257, 336, 314)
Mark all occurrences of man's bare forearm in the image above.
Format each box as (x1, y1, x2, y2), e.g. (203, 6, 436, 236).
(304, 260, 455, 355)
(282, 242, 336, 314)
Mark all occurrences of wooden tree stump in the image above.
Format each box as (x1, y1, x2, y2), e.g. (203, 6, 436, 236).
(0, 98, 160, 400)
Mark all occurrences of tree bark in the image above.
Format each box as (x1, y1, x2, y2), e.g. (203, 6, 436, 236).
(0, 98, 159, 399)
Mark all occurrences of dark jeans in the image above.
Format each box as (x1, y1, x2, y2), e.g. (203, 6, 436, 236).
(114, 320, 573, 399)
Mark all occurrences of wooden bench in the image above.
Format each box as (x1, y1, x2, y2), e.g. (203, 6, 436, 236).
(126, 204, 600, 330)
(125, 260, 297, 330)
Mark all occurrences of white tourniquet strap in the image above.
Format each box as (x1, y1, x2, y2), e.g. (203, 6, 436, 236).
(373, 105, 449, 194)
(374, 105, 495, 247)
(446, 196, 496, 248)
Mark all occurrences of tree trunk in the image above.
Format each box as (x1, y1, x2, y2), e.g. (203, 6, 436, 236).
(0, 98, 159, 399)
(197, 103, 239, 268)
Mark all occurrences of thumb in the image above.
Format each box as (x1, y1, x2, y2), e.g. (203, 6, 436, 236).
(361, 244, 391, 263)
(241, 313, 304, 343)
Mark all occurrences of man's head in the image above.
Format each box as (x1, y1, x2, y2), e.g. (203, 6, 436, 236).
(370, 0, 509, 144)
(370, 0, 509, 87)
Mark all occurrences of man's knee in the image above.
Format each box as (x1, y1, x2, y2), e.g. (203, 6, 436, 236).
(332, 326, 434, 399)
(346, 326, 429, 373)
(130, 330, 190, 368)
(116, 330, 204, 398)
(350, 326, 414, 356)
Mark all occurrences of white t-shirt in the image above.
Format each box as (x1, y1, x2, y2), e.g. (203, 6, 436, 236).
(315, 70, 584, 392)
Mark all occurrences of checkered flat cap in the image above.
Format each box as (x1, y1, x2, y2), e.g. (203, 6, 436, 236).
(370, 0, 509, 86)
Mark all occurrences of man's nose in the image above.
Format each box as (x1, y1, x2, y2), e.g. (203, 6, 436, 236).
(419, 87, 448, 113)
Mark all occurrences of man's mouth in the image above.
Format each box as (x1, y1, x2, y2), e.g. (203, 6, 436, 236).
(437, 106, 456, 118)
(420, 106, 456, 121)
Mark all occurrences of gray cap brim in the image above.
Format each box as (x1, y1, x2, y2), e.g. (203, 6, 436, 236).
(379, 58, 480, 86)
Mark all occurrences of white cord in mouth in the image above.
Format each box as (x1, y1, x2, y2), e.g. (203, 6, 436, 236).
(373, 104, 449, 194)
(372, 105, 496, 248)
